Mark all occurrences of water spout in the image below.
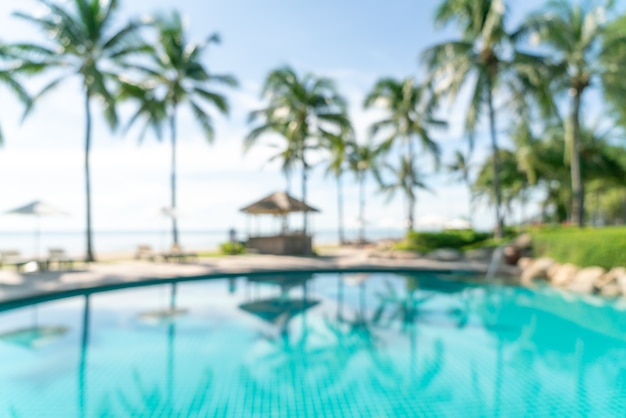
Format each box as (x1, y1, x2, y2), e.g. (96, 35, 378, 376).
(485, 246, 504, 280)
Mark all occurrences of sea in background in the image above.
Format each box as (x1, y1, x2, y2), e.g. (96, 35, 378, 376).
(0, 228, 406, 257)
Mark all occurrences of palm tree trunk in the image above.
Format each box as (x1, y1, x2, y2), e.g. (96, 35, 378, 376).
(336, 174, 344, 245)
(359, 173, 365, 242)
(285, 170, 292, 194)
(570, 90, 584, 227)
(84, 91, 95, 262)
(301, 153, 308, 235)
(466, 179, 473, 227)
(487, 78, 504, 239)
(407, 136, 415, 232)
(167, 283, 177, 405)
(170, 106, 179, 246)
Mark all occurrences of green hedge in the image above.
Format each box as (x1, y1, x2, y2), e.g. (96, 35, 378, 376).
(219, 241, 246, 255)
(531, 227, 626, 269)
(395, 230, 491, 253)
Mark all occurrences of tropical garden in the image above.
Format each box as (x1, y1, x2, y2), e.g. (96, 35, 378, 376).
(1, 0, 626, 261)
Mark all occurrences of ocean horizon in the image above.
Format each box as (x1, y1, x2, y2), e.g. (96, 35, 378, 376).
(0, 228, 406, 257)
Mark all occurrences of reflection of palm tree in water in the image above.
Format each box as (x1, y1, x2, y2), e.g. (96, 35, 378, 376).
(235, 275, 378, 415)
(363, 275, 473, 413)
(473, 286, 621, 416)
(104, 368, 215, 416)
(336, 274, 372, 332)
(371, 275, 471, 331)
(238, 313, 376, 416)
(100, 283, 216, 416)
(78, 295, 90, 418)
(238, 274, 451, 416)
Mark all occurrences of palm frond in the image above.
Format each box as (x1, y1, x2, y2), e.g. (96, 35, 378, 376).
(189, 100, 215, 143)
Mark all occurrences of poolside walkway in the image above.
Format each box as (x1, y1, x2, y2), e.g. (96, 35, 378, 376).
(0, 248, 519, 307)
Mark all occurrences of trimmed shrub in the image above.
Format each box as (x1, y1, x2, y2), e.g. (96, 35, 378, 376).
(219, 241, 246, 255)
(395, 230, 491, 253)
(531, 226, 626, 269)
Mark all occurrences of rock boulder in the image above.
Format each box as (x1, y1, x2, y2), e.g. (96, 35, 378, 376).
(600, 282, 623, 298)
(549, 263, 579, 287)
(517, 257, 533, 270)
(568, 267, 606, 294)
(520, 258, 555, 284)
(596, 267, 626, 289)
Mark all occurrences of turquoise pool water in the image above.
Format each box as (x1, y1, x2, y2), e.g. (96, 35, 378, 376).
(1, 272, 625, 417)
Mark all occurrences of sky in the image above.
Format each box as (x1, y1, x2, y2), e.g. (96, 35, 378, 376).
(0, 0, 610, 243)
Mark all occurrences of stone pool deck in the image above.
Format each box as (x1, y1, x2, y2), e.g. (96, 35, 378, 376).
(0, 248, 519, 307)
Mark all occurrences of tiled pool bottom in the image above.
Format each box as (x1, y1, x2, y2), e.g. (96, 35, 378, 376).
(1, 272, 625, 417)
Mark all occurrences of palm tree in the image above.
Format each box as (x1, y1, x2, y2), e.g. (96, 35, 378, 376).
(423, 0, 548, 238)
(348, 141, 382, 242)
(603, 14, 626, 129)
(509, 121, 543, 224)
(121, 11, 237, 246)
(364, 77, 444, 233)
(0, 43, 32, 144)
(364, 77, 444, 166)
(245, 121, 299, 194)
(14, 0, 146, 262)
(324, 131, 352, 245)
(379, 156, 430, 233)
(246, 66, 350, 235)
(447, 150, 473, 225)
(473, 149, 529, 226)
(523, 0, 626, 226)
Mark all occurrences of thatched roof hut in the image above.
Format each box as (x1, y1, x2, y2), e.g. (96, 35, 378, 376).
(240, 191, 319, 215)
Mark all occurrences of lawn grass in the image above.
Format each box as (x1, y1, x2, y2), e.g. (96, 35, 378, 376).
(531, 226, 626, 269)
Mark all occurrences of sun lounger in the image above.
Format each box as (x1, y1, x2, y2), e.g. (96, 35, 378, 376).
(43, 248, 79, 271)
(161, 244, 198, 263)
(0, 250, 34, 272)
(135, 245, 159, 261)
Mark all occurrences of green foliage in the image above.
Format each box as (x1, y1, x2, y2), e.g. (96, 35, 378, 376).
(395, 230, 491, 253)
(219, 241, 246, 255)
(461, 237, 507, 251)
(532, 227, 626, 269)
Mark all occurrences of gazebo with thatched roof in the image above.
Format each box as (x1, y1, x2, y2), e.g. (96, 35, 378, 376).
(240, 191, 319, 255)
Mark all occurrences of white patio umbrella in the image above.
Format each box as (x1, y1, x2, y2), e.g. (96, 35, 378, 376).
(4, 200, 68, 257)
(159, 206, 181, 250)
(444, 218, 472, 230)
(159, 206, 179, 219)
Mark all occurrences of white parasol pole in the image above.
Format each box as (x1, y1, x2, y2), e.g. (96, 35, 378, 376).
(36, 214, 41, 259)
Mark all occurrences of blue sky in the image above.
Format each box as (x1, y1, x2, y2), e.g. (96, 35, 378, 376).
(0, 0, 616, 243)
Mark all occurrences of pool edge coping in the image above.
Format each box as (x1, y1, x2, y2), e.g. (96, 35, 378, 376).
(0, 265, 486, 313)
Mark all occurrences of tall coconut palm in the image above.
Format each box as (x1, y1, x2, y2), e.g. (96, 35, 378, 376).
(379, 157, 430, 233)
(324, 131, 353, 245)
(0, 43, 33, 144)
(364, 77, 445, 232)
(423, 0, 548, 238)
(523, 0, 626, 226)
(364, 77, 445, 163)
(120, 12, 237, 246)
(473, 149, 528, 225)
(14, 0, 146, 262)
(348, 141, 383, 242)
(246, 66, 350, 235)
(250, 122, 299, 194)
